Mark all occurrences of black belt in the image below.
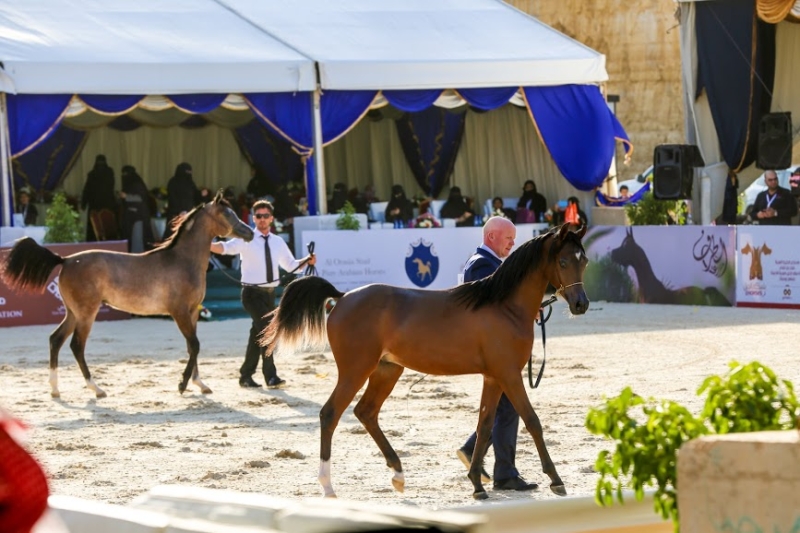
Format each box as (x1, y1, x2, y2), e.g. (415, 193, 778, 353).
(242, 285, 276, 292)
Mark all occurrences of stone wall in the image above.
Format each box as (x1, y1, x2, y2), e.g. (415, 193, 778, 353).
(507, 0, 685, 181)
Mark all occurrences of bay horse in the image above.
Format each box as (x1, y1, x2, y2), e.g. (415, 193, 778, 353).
(263, 224, 589, 500)
(0, 190, 253, 399)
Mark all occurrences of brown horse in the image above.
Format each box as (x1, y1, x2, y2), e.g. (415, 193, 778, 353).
(263, 224, 589, 500)
(0, 190, 253, 399)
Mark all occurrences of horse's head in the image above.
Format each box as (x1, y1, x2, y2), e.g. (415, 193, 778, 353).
(548, 224, 589, 315)
(207, 189, 254, 241)
(610, 227, 640, 268)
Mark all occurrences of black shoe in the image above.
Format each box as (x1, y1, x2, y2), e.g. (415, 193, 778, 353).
(239, 376, 262, 388)
(266, 376, 286, 389)
(493, 476, 538, 491)
(456, 448, 491, 483)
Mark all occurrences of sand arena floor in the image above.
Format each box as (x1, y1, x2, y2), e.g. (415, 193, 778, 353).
(1, 301, 798, 509)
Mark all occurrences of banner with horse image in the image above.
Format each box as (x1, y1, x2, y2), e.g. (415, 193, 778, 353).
(582, 226, 736, 306)
(736, 226, 800, 309)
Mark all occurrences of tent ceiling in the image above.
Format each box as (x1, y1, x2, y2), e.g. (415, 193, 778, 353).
(220, 0, 608, 90)
(0, 0, 316, 94)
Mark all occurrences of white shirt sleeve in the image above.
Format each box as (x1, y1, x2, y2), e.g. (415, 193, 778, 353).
(219, 238, 248, 256)
(273, 236, 304, 273)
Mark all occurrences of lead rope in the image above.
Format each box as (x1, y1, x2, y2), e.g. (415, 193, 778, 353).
(212, 240, 316, 287)
(527, 282, 583, 389)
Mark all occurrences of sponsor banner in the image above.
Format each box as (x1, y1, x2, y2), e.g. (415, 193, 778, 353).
(736, 226, 800, 308)
(0, 241, 130, 327)
(583, 226, 735, 306)
(301, 224, 548, 291)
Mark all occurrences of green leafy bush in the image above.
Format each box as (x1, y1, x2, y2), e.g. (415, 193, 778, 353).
(335, 201, 361, 230)
(44, 192, 82, 243)
(583, 255, 636, 302)
(625, 192, 683, 225)
(585, 361, 799, 531)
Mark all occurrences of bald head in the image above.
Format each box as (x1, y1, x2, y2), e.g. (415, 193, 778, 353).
(483, 216, 516, 258)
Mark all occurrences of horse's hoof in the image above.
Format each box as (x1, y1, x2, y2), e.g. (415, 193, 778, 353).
(550, 484, 567, 496)
(473, 490, 489, 501)
(51, 391, 60, 399)
(200, 387, 213, 394)
(392, 477, 405, 493)
(96, 390, 107, 399)
(178, 382, 187, 394)
(323, 492, 337, 499)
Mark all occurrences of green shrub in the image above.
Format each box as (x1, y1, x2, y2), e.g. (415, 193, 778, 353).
(583, 255, 636, 302)
(625, 192, 683, 225)
(585, 361, 799, 532)
(335, 201, 361, 230)
(44, 192, 82, 243)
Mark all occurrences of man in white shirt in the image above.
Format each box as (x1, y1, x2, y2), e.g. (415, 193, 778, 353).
(211, 199, 317, 389)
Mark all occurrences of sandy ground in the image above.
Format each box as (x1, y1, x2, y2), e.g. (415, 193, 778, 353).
(1, 301, 799, 510)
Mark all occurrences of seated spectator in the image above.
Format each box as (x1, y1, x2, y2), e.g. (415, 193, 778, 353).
(619, 185, 630, 199)
(348, 187, 369, 215)
(119, 165, 155, 253)
(440, 186, 475, 227)
(491, 196, 516, 221)
(517, 179, 548, 224)
(15, 188, 38, 226)
(198, 186, 213, 204)
(385, 184, 415, 227)
(363, 184, 380, 204)
(552, 196, 588, 227)
(328, 182, 348, 214)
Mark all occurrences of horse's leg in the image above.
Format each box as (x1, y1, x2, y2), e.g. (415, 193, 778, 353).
(69, 314, 105, 398)
(319, 362, 378, 498)
(470, 378, 503, 500)
(173, 309, 209, 394)
(353, 360, 405, 493)
(48, 309, 76, 398)
(501, 376, 565, 496)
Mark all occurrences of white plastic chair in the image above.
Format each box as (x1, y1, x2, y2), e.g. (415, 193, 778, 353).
(368, 201, 388, 223)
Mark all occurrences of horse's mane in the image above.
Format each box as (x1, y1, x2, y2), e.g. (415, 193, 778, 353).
(451, 227, 585, 310)
(150, 203, 206, 252)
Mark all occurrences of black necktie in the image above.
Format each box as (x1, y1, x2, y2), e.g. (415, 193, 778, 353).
(263, 235, 274, 283)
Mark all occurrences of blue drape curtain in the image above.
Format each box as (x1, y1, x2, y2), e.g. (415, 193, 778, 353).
(5, 85, 629, 222)
(696, 0, 775, 172)
(12, 125, 88, 195)
(524, 85, 630, 191)
(232, 119, 304, 193)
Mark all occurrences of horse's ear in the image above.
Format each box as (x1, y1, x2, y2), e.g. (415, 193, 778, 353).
(213, 189, 224, 204)
(557, 223, 571, 241)
(575, 223, 587, 239)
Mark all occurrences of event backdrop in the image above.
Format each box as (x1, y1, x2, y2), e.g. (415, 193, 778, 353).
(582, 226, 736, 306)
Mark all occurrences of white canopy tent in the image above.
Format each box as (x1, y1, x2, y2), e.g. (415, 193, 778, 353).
(220, 0, 608, 90)
(1, 0, 618, 226)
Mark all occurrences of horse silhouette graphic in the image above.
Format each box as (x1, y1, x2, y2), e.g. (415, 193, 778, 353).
(610, 228, 731, 306)
(741, 242, 771, 281)
(412, 258, 432, 281)
(404, 240, 439, 288)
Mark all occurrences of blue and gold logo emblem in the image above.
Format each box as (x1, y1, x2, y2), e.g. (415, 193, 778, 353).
(405, 239, 439, 288)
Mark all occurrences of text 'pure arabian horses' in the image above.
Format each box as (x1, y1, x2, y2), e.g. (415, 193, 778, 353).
(263, 224, 589, 500)
(0, 190, 253, 398)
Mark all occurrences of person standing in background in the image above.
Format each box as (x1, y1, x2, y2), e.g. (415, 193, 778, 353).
(119, 165, 155, 253)
(164, 162, 200, 240)
(81, 154, 117, 241)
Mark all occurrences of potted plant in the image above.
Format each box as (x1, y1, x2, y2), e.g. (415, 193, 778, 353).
(44, 191, 82, 243)
(336, 201, 361, 230)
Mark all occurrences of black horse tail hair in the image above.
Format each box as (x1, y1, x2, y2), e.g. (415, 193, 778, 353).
(261, 276, 345, 357)
(0, 237, 65, 293)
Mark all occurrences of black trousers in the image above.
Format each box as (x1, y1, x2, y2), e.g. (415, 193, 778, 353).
(240, 286, 277, 381)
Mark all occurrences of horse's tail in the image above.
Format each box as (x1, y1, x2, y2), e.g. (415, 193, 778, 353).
(0, 237, 65, 293)
(261, 276, 345, 356)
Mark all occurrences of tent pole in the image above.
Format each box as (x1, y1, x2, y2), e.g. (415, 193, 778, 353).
(312, 88, 327, 215)
(0, 93, 11, 227)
